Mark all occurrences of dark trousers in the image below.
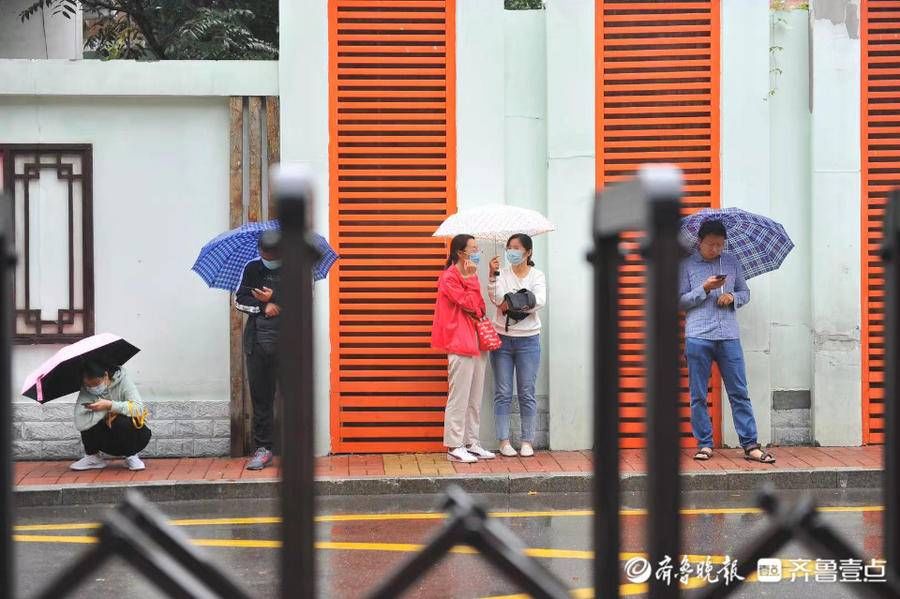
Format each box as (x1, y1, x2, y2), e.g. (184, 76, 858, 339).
(81, 416, 152, 457)
(247, 343, 278, 450)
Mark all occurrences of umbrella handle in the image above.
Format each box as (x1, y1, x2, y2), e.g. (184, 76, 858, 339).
(36, 377, 43, 403)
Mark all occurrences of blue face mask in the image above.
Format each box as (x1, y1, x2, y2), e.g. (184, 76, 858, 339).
(86, 383, 108, 397)
(262, 258, 282, 270)
(506, 249, 526, 266)
(466, 251, 481, 265)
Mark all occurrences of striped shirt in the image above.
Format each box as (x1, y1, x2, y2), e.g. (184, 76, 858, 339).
(679, 252, 750, 340)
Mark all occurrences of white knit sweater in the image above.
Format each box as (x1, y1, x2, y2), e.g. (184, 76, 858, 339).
(486, 267, 547, 337)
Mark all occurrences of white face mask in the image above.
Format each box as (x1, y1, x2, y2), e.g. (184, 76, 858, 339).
(262, 258, 282, 270)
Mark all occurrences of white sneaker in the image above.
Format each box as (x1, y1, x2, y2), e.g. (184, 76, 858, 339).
(70, 454, 107, 471)
(498, 442, 517, 457)
(467, 443, 496, 459)
(124, 455, 145, 471)
(447, 447, 478, 463)
(520, 443, 534, 458)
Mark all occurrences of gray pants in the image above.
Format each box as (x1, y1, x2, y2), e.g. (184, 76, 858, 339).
(444, 352, 487, 448)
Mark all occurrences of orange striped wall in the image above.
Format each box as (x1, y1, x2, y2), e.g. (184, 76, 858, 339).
(860, 0, 899, 445)
(595, 0, 722, 448)
(328, 0, 456, 453)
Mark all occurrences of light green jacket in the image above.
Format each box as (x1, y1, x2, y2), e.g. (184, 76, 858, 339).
(73, 369, 145, 432)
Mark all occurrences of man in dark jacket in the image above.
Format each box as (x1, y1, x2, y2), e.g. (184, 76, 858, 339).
(235, 230, 282, 470)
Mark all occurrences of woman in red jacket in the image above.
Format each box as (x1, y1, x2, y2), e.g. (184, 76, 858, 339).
(431, 234, 496, 463)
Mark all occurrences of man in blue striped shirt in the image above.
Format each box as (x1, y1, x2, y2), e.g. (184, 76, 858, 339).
(679, 219, 775, 464)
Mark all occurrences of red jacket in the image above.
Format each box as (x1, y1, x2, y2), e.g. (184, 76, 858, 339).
(431, 266, 486, 357)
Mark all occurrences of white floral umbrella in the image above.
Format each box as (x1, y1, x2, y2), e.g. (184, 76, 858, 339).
(433, 204, 556, 243)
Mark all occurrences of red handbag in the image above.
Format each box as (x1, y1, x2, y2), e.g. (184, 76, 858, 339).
(471, 314, 502, 352)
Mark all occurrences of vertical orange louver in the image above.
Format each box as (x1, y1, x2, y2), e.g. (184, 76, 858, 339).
(595, 0, 722, 448)
(328, 0, 456, 453)
(861, 0, 898, 445)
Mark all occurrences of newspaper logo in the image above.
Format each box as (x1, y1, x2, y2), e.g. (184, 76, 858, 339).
(757, 558, 783, 583)
(624, 557, 653, 584)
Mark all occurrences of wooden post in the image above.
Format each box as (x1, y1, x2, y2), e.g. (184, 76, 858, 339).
(248, 97, 263, 224)
(266, 97, 281, 219)
(244, 96, 264, 453)
(228, 96, 281, 457)
(228, 97, 246, 457)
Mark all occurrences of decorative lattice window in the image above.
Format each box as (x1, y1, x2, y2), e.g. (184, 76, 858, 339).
(1, 145, 95, 344)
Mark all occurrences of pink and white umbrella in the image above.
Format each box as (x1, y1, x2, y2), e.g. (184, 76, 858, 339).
(20, 333, 140, 403)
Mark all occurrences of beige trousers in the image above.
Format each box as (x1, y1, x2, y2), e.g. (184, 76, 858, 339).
(444, 352, 487, 448)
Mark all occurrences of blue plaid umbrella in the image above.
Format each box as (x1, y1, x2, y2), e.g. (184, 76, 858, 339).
(679, 208, 794, 280)
(192, 220, 338, 291)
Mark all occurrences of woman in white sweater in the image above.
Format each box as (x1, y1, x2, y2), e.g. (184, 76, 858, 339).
(487, 234, 546, 457)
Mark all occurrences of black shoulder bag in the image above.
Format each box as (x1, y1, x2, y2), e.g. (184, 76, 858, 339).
(502, 289, 536, 332)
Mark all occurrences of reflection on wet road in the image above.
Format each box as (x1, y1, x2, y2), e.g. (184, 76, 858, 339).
(13, 488, 887, 598)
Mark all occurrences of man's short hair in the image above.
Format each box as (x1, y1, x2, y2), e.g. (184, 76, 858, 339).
(698, 219, 727, 240)
(259, 230, 282, 253)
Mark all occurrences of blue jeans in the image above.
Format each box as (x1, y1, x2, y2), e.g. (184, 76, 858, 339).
(685, 338, 758, 450)
(491, 334, 541, 442)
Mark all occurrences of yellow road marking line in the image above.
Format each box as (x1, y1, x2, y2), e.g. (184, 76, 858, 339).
(193, 539, 282, 549)
(8, 534, 805, 569)
(14, 533, 867, 598)
(8, 534, 549, 556)
(12, 504, 884, 533)
(14, 523, 103, 532)
(169, 516, 282, 526)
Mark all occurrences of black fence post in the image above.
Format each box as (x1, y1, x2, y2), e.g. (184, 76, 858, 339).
(273, 166, 319, 599)
(0, 192, 13, 599)
(645, 189, 684, 599)
(883, 189, 900, 583)
(592, 165, 685, 599)
(0, 194, 16, 599)
(590, 227, 622, 599)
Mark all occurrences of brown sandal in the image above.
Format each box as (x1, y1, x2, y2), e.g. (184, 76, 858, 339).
(693, 447, 713, 461)
(744, 444, 776, 464)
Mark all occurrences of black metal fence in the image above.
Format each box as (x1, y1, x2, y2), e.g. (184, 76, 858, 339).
(1, 171, 899, 598)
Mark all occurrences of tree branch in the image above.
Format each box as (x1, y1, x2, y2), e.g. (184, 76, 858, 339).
(95, 0, 168, 58)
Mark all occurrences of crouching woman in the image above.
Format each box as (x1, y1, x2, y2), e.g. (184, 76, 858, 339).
(70, 361, 152, 472)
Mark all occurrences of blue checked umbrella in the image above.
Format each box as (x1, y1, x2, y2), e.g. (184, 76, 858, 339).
(192, 220, 338, 291)
(679, 208, 794, 280)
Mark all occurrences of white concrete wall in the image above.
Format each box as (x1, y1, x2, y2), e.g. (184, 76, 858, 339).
(720, 0, 773, 447)
(504, 8, 550, 442)
(1, 95, 231, 409)
(810, 0, 862, 445)
(457, 0, 506, 208)
(456, 0, 506, 446)
(0, 0, 82, 59)
(768, 9, 813, 398)
(278, 0, 332, 455)
(545, 0, 595, 450)
(0, 60, 278, 96)
(0, 0, 869, 455)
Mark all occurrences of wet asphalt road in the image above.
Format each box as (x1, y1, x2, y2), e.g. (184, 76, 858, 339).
(11, 488, 887, 598)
